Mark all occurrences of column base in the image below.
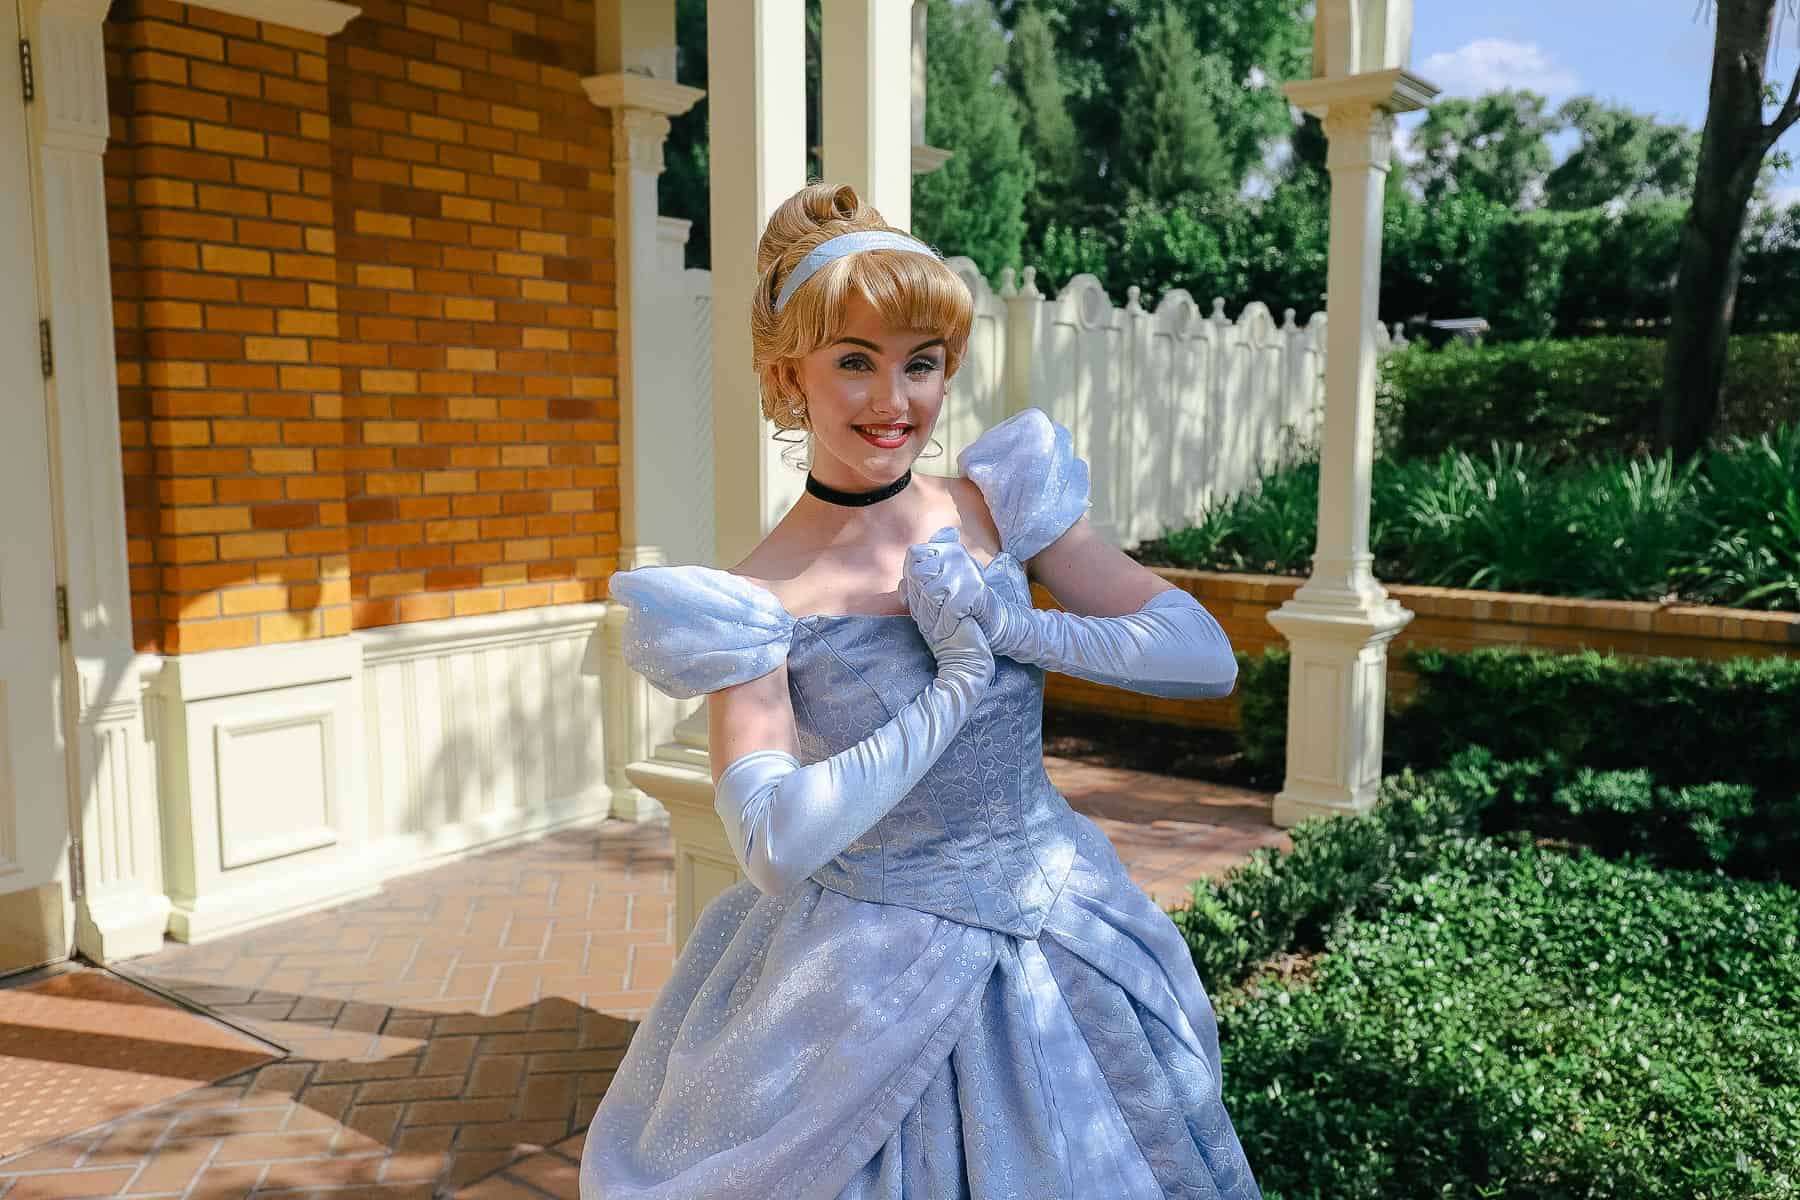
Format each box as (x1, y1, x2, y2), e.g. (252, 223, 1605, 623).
(1266, 589, 1414, 830)
(75, 888, 174, 963)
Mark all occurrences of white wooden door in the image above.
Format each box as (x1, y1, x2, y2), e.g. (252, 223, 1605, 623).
(0, 0, 76, 974)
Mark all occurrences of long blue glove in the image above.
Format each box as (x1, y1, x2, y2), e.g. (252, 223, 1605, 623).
(902, 528, 1237, 700)
(713, 611, 994, 895)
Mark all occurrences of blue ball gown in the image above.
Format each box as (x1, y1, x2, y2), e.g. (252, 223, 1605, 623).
(580, 409, 1262, 1199)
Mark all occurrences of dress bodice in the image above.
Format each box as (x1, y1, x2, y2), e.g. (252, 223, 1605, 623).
(786, 552, 1076, 937)
(607, 407, 1095, 936)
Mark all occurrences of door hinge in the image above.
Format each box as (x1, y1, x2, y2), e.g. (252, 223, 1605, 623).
(56, 584, 70, 642)
(69, 835, 84, 901)
(39, 319, 53, 377)
(19, 39, 33, 105)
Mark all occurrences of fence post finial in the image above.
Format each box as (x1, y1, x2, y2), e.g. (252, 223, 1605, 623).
(1020, 266, 1041, 299)
(999, 266, 1017, 298)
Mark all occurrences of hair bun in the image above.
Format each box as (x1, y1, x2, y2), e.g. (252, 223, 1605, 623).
(756, 181, 888, 277)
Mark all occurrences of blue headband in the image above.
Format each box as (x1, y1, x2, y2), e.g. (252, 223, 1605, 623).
(772, 230, 941, 312)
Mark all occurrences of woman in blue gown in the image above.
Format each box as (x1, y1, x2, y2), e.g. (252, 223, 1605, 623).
(580, 182, 1262, 1199)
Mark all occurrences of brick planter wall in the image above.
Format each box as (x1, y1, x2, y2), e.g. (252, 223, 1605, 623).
(1036, 570, 1800, 731)
(104, 0, 616, 655)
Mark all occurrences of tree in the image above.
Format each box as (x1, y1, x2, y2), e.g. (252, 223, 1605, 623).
(1410, 90, 1560, 210)
(1120, 3, 1233, 205)
(993, 0, 1309, 232)
(1008, 3, 1081, 233)
(1545, 98, 1703, 211)
(912, 0, 1033, 279)
(1661, 0, 1800, 461)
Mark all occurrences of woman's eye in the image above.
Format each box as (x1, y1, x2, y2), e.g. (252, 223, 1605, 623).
(908, 358, 942, 375)
(838, 354, 871, 371)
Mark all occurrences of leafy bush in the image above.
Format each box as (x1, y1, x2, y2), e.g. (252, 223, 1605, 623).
(1173, 768, 1481, 989)
(1377, 334, 1800, 465)
(1230, 647, 1289, 787)
(1220, 837, 1800, 1199)
(1390, 646, 1800, 799)
(1136, 423, 1800, 611)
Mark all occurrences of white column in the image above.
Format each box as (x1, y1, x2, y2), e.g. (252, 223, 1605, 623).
(821, 0, 914, 228)
(909, 0, 951, 175)
(25, 0, 170, 960)
(1268, 66, 1434, 828)
(708, 0, 807, 566)
(585, 5, 706, 823)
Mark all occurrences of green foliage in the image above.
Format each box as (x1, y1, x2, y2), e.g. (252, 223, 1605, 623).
(1120, 4, 1232, 205)
(1379, 335, 1800, 463)
(1172, 769, 1483, 990)
(1388, 648, 1800, 810)
(1217, 835, 1800, 1199)
(1545, 96, 1702, 211)
(912, 0, 1033, 281)
(1139, 420, 1800, 611)
(1230, 647, 1288, 786)
(1007, 3, 1080, 234)
(1411, 90, 1560, 210)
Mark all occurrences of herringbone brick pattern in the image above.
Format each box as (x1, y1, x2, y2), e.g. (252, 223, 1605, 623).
(0, 760, 1281, 1199)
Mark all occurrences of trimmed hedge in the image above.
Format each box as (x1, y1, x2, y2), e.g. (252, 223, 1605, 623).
(1218, 833, 1800, 1199)
(1390, 646, 1800, 796)
(1176, 768, 1800, 1197)
(1227, 645, 1800, 882)
(1376, 334, 1800, 466)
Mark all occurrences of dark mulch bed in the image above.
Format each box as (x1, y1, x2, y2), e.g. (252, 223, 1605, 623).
(1041, 707, 1271, 791)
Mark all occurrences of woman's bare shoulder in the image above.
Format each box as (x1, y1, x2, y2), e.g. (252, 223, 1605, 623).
(926, 473, 1003, 559)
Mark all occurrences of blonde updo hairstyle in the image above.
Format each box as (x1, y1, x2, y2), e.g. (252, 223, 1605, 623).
(752, 182, 974, 432)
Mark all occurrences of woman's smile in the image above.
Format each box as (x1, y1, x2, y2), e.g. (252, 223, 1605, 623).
(853, 423, 913, 448)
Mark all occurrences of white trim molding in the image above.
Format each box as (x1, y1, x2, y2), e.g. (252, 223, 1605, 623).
(142, 605, 620, 943)
(183, 0, 362, 36)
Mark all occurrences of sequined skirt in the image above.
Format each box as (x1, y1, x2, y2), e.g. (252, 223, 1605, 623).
(578, 813, 1262, 1200)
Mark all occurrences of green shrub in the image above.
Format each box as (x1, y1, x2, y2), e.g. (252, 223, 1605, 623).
(1231, 647, 1289, 786)
(1173, 768, 1483, 989)
(1376, 334, 1800, 465)
(1137, 423, 1800, 611)
(1219, 838, 1800, 1199)
(1389, 646, 1800, 800)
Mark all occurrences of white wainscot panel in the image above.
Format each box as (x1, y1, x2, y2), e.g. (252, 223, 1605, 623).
(359, 604, 613, 876)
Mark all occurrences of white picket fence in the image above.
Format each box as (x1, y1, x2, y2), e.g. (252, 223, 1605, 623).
(664, 230, 1402, 555)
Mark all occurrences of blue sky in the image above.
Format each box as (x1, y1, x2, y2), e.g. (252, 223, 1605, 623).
(1402, 0, 1800, 204)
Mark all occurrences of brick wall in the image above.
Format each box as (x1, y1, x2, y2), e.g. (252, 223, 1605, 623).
(1038, 570, 1800, 731)
(105, 0, 617, 655)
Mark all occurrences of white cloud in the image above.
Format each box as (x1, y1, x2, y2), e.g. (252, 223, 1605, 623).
(1418, 38, 1579, 99)
(1765, 184, 1800, 210)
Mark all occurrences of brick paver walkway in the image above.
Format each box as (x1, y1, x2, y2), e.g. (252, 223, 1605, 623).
(0, 759, 1284, 1199)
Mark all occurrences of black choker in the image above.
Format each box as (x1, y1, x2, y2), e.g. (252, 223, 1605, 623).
(806, 470, 912, 507)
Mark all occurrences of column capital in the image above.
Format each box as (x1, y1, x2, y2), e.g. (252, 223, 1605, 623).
(581, 72, 706, 119)
(1282, 67, 1437, 119)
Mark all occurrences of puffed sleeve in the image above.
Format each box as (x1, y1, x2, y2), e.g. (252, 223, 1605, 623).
(608, 565, 797, 700)
(955, 407, 1092, 561)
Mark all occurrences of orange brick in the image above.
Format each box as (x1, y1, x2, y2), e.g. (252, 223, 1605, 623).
(275, 309, 339, 337)
(171, 618, 259, 653)
(200, 244, 272, 275)
(250, 447, 314, 473)
(356, 264, 414, 289)
(221, 584, 289, 615)
(218, 532, 287, 560)
(244, 336, 309, 363)
(139, 20, 224, 61)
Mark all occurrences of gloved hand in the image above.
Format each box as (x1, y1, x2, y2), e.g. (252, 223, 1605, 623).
(901, 526, 1237, 701)
(712, 592, 994, 896)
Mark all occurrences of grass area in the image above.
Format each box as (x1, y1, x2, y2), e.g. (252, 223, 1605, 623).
(1133, 423, 1800, 612)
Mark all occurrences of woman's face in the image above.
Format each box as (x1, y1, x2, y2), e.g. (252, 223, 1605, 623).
(792, 291, 947, 493)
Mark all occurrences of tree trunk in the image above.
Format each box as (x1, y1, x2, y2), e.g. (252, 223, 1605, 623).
(1660, 0, 1789, 462)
